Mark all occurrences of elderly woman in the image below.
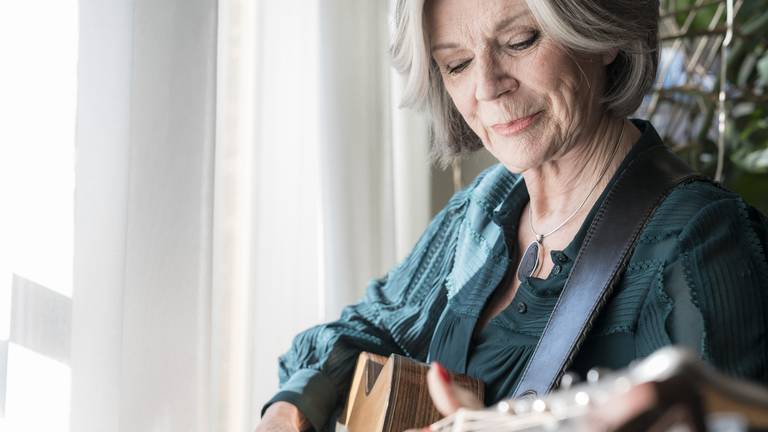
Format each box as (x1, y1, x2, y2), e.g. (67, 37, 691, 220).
(258, 0, 768, 430)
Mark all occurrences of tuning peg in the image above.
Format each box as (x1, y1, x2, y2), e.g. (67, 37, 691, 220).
(513, 399, 532, 414)
(496, 400, 512, 414)
(559, 371, 580, 389)
(574, 391, 591, 406)
(586, 367, 610, 384)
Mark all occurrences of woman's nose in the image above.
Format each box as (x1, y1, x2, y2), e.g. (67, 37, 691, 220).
(474, 54, 517, 101)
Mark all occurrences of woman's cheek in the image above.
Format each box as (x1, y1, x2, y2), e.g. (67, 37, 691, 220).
(457, 94, 485, 140)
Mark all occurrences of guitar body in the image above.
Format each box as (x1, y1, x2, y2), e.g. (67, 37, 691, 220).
(340, 352, 484, 432)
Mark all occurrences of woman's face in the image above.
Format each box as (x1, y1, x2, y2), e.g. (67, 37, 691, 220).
(427, 0, 613, 173)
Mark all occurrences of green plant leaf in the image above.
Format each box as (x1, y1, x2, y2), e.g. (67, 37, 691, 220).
(758, 52, 768, 86)
(742, 9, 768, 36)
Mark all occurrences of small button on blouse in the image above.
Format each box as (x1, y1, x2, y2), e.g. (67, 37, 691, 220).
(517, 302, 528, 314)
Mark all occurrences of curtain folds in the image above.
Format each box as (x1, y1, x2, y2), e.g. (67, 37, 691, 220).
(72, 1, 430, 431)
(217, 1, 431, 429)
(73, 0, 217, 431)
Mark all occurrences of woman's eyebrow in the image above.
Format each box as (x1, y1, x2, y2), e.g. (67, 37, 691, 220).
(494, 12, 530, 32)
(431, 42, 459, 53)
(430, 12, 531, 53)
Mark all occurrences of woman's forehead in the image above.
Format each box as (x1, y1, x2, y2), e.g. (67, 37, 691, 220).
(426, 0, 535, 43)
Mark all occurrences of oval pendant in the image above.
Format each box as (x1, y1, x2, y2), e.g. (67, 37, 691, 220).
(517, 240, 542, 282)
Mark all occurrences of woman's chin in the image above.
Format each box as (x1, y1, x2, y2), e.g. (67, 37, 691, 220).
(495, 153, 539, 174)
(484, 138, 544, 173)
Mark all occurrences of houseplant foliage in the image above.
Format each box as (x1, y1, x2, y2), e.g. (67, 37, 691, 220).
(644, 0, 768, 212)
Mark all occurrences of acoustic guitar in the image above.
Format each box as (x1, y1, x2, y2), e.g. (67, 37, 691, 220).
(339, 351, 484, 432)
(340, 347, 768, 432)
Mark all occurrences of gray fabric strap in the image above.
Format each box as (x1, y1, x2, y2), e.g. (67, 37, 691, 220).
(512, 144, 705, 399)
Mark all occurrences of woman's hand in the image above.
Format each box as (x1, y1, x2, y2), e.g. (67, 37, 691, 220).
(404, 362, 484, 432)
(426, 362, 484, 416)
(255, 401, 311, 432)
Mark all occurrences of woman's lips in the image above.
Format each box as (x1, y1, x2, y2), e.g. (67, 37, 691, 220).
(491, 111, 542, 136)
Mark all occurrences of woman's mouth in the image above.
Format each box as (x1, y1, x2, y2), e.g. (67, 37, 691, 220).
(491, 111, 542, 136)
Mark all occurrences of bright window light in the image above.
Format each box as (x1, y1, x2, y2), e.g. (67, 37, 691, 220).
(0, 1, 78, 431)
(1, 344, 70, 432)
(0, 0, 78, 301)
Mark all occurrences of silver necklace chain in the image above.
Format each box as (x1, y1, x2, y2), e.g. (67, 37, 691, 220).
(528, 123, 625, 244)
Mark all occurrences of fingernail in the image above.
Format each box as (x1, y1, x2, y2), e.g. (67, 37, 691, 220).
(432, 361, 451, 383)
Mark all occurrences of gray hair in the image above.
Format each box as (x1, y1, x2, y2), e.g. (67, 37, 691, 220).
(391, 0, 660, 168)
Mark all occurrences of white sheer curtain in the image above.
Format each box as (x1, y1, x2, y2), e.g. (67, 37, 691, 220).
(72, 0, 216, 431)
(215, 0, 431, 430)
(66, 0, 430, 431)
(213, 2, 325, 430)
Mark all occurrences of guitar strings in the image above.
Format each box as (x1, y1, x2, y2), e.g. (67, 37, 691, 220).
(428, 407, 587, 432)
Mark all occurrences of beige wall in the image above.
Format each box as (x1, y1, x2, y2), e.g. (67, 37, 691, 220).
(430, 148, 499, 217)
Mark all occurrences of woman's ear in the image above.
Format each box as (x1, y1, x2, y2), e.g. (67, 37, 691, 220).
(602, 48, 620, 65)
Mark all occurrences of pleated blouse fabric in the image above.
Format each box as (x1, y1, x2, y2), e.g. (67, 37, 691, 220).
(263, 120, 768, 431)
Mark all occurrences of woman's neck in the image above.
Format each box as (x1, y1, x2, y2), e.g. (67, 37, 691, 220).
(521, 117, 641, 233)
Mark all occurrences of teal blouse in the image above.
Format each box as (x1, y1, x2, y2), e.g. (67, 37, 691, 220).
(264, 120, 768, 431)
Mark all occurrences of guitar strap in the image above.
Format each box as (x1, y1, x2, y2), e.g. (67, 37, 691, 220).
(512, 143, 706, 399)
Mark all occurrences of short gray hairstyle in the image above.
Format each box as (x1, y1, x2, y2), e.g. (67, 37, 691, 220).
(391, 0, 660, 167)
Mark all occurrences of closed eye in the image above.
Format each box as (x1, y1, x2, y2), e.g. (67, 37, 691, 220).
(443, 30, 540, 76)
(447, 60, 471, 75)
(506, 30, 540, 51)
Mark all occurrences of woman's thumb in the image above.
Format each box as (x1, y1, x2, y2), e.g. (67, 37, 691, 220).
(426, 362, 484, 416)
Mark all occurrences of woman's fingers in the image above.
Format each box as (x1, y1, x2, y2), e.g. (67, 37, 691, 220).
(426, 362, 484, 416)
(426, 362, 462, 416)
(404, 363, 485, 431)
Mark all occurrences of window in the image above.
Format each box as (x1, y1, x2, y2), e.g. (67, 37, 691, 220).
(0, 1, 78, 431)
